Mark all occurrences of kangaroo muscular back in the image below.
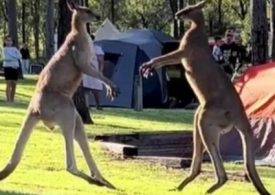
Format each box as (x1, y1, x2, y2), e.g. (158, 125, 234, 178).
(180, 18, 241, 107)
(36, 32, 90, 98)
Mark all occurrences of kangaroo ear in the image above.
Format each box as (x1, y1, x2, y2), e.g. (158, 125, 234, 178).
(67, 0, 77, 12)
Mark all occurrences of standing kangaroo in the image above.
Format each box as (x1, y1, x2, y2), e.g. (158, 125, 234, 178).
(0, 1, 117, 189)
(140, 1, 270, 194)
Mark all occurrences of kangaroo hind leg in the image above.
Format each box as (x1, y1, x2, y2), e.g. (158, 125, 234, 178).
(74, 113, 116, 189)
(0, 111, 39, 180)
(198, 110, 228, 194)
(176, 106, 204, 191)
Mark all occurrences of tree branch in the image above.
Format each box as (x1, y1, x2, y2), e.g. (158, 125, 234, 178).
(1, 0, 8, 21)
(136, 10, 148, 28)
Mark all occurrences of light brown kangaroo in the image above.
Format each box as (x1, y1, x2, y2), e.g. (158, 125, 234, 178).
(0, 1, 117, 189)
(140, 1, 270, 194)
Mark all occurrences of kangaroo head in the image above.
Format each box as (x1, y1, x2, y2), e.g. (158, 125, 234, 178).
(175, 0, 209, 20)
(67, 0, 100, 23)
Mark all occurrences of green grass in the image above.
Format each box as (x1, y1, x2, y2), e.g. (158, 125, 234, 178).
(0, 76, 275, 195)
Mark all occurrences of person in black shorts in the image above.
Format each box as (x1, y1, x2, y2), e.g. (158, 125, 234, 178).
(2, 35, 22, 102)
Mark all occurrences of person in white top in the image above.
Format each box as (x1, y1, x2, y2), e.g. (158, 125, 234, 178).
(212, 36, 224, 64)
(2, 35, 22, 103)
(82, 34, 105, 110)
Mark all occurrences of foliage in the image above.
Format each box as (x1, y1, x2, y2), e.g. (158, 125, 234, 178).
(0, 0, 270, 58)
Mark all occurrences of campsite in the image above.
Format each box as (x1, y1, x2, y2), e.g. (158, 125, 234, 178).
(1, 0, 275, 195)
(0, 76, 275, 195)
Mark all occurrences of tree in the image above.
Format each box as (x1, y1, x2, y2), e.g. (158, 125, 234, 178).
(270, 0, 275, 60)
(21, 1, 26, 44)
(6, 0, 18, 47)
(58, 0, 72, 46)
(231, 0, 249, 21)
(46, 0, 55, 61)
(58, 0, 93, 124)
(251, 0, 268, 65)
(0, 1, 8, 36)
(32, 0, 41, 60)
(168, 0, 179, 37)
(217, 0, 223, 32)
(169, 0, 186, 38)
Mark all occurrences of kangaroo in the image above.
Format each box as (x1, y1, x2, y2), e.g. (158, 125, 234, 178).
(0, 1, 117, 189)
(140, 1, 270, 194)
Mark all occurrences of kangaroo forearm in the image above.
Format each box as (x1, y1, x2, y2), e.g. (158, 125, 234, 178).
(152, 49, 183, 68)
(82, 65, 112, 86)
(153, 58, 181, 69)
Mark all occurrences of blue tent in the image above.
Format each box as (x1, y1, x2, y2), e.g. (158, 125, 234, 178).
(93, 29, 177, 108)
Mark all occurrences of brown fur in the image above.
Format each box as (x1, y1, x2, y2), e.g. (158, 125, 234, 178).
(0, 1, 117, 189)
(140, 1, 270, 194)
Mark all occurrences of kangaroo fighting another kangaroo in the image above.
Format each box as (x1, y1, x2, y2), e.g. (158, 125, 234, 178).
(140, 1, 270, 194)
(0, 1, 117, 189)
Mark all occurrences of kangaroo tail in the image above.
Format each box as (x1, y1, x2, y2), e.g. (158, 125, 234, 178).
(0, 111, 38, 180)
(238, 123, 271, 195)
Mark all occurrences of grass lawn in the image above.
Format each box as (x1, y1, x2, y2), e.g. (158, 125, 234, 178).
(0, 76, 275, 195)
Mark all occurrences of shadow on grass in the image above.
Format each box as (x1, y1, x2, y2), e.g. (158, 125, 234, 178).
(17, 77, 37, 86)
(0, 190, 36, 195)
(0, 101, 28, 110)
(0, 76, 36, 85)
(95, 108, 194, 124)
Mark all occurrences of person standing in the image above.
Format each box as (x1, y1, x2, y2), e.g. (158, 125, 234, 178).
(82, 34, 105, 110)
(220, 30, 240, 76)
(212, 36, 224, 64)
(20, 43, 31, 74)
(2, 35, 22, 103)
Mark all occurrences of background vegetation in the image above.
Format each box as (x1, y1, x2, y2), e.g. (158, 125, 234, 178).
(0, 0, 271, 62)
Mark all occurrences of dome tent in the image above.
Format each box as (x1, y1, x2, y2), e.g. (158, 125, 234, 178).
(92, 29, 177, 108)
(220, 62, 275, 165)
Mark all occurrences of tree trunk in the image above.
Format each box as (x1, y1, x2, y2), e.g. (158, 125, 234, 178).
(33, 0, 40, 60)
(58, 0, 93, 124)
(58, 0, 72, 47)
(1, 1, 8, 41)
(111, 0, 115, 24)
(21, 1, 26, 44)
(6, 0, 23, 79)
(169, 0, 178, 38)
(270, 0, 275, 60)
(46, 0, 55, 61)
(178, 0, 185, 37)
(251, 0, 268, 65)
(218, 0, 223, 33)
(6, 0, 18, 47)
(208, 14, 213, 36)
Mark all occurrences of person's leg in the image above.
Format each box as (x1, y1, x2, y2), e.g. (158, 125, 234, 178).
(92, 90, 102, 110)
(26, 60, 30, 74)
(83, 89, 91, 108)
(21, 60, 26, 74)
(5, 80, 12, 102)
(10, 80, 17, 102)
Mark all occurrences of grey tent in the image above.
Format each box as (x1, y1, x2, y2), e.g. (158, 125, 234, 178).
(92, 29, 177, 108)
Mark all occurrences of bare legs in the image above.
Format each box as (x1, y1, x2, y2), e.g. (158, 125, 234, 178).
(5, 80, 17, 102)
(56, 103, 115, 189)
(91, 89, 102, 110)
(176, 109, 228, 193)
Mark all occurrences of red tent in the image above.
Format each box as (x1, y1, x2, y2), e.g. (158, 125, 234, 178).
(221, 62, 275, 165)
